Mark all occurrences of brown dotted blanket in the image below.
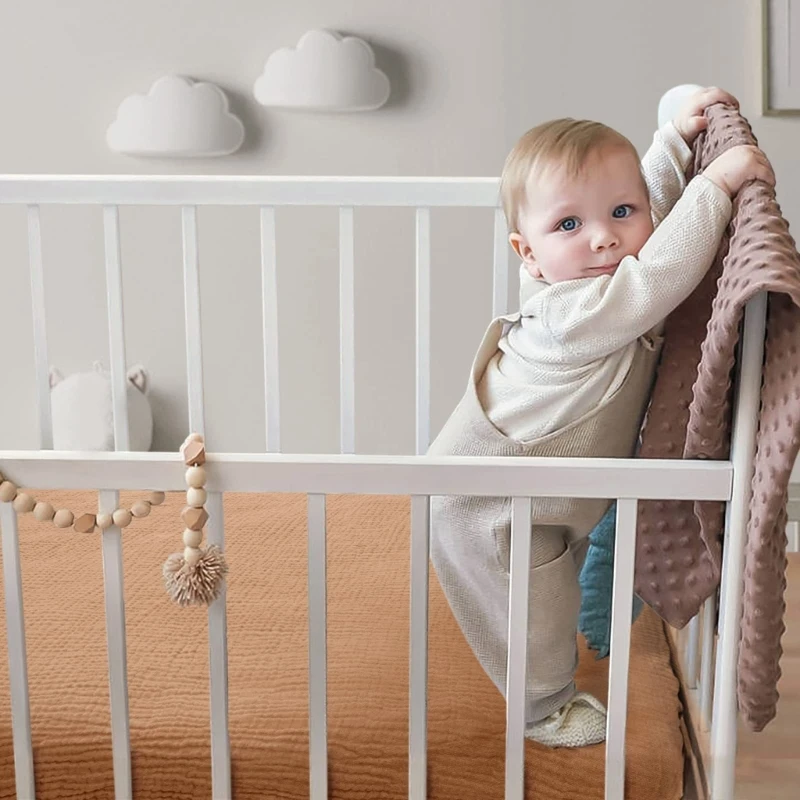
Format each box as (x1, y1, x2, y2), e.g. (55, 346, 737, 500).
(635, 104, 800, 731)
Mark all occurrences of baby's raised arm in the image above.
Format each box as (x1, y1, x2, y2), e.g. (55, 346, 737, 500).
(542, 144, 774, 363)
(640, 87, 740, 226)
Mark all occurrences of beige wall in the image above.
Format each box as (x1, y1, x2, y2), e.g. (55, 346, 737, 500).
(1, 0, 796, 454)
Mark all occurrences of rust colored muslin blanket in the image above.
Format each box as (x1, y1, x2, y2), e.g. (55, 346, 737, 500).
(634, 103, 800, 731)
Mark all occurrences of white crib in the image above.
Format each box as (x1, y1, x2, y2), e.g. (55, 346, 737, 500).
(0, 174, 775, 800)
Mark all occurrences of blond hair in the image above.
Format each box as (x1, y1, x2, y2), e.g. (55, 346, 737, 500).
(500, 119, 642, 234)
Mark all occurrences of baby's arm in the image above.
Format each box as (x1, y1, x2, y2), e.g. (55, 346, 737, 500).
(542, 175, 732, 362)
(640, 123, 693, 226)
(642, 87, 740, 226)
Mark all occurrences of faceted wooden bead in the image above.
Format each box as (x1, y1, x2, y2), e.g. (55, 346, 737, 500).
(131, 500, 151, 518)
(187, 433, 204, 444)
(112, 509, 132, 528)
(148, 491, 166, 506)
(74, 513, 96, 533)
(13, 492, 36, 513)
(186, 487, 207, 508)
(53, 509, 74, 529)
(184, 546, 202, 566)
(181, 439, 206, 466)
(183, 527, 203, 548)
(182, 506, 209, 531)
(185, 466, 206, 489)
(33, 501, 55, 522)
(0, 481, 18, 503)
(97, 513, 114, 530)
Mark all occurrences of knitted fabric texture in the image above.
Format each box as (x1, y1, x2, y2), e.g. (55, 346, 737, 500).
(634, 104, 800, 731)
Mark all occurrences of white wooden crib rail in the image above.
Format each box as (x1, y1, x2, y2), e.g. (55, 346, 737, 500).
(0, 176, 768, 800)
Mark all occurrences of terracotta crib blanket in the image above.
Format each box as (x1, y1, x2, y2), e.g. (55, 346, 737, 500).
(0, 491, 686, 799)
(635, 104, 800, 731)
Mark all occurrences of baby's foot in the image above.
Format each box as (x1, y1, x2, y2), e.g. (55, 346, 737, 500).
(524, 692, 606, 748)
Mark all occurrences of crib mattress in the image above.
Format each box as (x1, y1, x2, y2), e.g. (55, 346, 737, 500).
(0, 490, 685, 799)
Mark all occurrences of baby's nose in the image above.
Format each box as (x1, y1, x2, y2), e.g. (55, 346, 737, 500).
(591, 227, 619, 250)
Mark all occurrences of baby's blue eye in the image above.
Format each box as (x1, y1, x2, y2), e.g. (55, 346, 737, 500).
(613, 205, 633, 218)
(558, 217, 580, 232)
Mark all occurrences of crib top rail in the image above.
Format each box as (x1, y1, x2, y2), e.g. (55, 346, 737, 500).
(0, 175, 502, 207)
(0, 450, 733, 500)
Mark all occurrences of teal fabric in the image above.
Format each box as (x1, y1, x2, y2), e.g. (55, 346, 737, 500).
(578, 502, 644, 659)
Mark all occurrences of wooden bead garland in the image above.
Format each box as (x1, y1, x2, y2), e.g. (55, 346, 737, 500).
(0, 468, 165, 535)
(1, 433, 227, 609)
(162, 433, 228, 607)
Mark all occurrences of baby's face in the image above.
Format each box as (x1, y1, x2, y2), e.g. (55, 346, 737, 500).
(511, 145, 654, 283)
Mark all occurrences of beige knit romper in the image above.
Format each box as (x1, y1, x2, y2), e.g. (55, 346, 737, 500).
(428, 312, 662, 723)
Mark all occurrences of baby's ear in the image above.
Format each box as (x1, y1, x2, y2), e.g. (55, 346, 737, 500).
(127, 364, 148, 394)
(509, 233, 537, 269)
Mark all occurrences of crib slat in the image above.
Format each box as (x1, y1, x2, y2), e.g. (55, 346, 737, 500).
(182, 207, 205, 414)
(104, 206, 131, 449)
(27, 205, 53, 450)
(205, 490, 231, 798)
(685, 613, 700, 689)
(339, 207, 355, 454)
(102, 205, 134, 798)
(415, 209, 431, 456)
(710, 294, 767, 800)
(260, 207, 281, 453)
(605, 498, 638, 800)
(0, 503, 35, 799)
(493, 208, 510, 317)
(700, 595, 716, 731)
(505, 496, 532, 800)
(182, 204, 232, 799)
(409, 494, 430, 798)
(99, 490, 132, 797)
(307, 493, 328, 799)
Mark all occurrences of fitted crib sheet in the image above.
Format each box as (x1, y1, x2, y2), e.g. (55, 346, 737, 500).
(0, 490, 685, 799)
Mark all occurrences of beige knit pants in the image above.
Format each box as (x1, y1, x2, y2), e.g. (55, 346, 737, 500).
(430, 494, 592, 723)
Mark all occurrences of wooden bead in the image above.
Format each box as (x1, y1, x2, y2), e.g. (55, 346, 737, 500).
(186, 487, 207, 508)
(183, 528, 203, 548)
(184, 546, 202, 566)
(185, 466, 206, 489)
(148, 491, 166, 506)
(131, 500, 151, 518)
(13, 492, 36, 513)
(73, 513, 96, 533)
(187, 433, 204, 444)
(53, 509, 74, 529)
(0, 481, 18, 503)
(33, 501, 55, 522)
(181, 506, 208, 531)
(112, 508, 132, 528)
(97, 513, 114, 530)
(181, 439, 206, 466)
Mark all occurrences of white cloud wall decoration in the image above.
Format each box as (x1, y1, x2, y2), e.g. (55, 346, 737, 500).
(253, 29, 391, 112)
(107, 75, 245, 157)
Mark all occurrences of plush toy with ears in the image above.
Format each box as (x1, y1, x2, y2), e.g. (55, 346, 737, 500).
(49, 361, 153, 451)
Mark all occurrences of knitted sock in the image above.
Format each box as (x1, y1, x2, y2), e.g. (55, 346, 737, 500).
(524, 692, 606, 748)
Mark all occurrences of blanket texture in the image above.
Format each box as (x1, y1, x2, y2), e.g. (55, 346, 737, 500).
(634, 104, 800, 731)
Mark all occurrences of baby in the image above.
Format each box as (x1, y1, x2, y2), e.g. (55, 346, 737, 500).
(428, 87, 774, 748)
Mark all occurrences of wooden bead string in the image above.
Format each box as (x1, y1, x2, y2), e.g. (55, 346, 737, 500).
(0, 473, 165, 533)
(162, 433, 228, 607)
(181, 433, 209, 566)
(0, 432, 227, 608)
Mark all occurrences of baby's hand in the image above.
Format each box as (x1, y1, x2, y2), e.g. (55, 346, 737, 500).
(673, 86, 739, 143)
(703, 145, 776, 197)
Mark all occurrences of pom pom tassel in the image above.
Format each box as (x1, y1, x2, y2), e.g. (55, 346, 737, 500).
(163, 544, 228, 606)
